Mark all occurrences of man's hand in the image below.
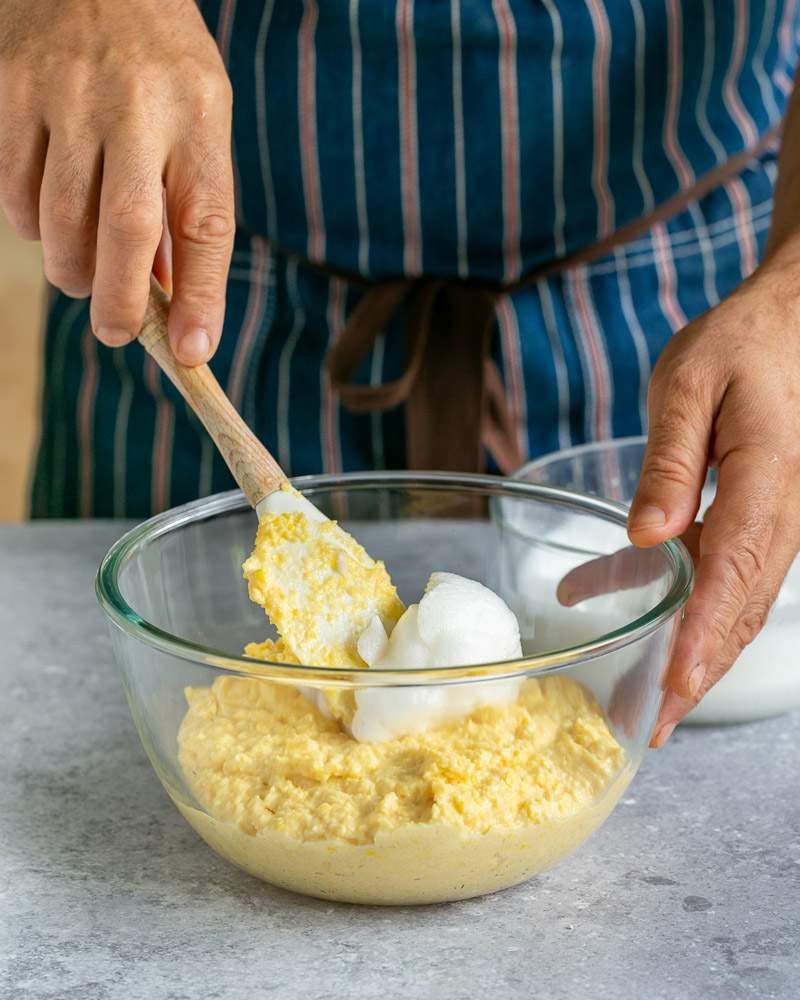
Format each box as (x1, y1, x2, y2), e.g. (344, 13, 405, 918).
(628, 250, 800, 745)
(0, 0, 235, 364)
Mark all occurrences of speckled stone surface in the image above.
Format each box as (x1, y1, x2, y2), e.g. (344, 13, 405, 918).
(2, 522, 799, 1000)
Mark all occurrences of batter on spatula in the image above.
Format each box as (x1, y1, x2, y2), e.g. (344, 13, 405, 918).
(243, 484, 404, 670)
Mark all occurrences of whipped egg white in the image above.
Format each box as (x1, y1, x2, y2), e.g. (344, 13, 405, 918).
(349, 572, 524, 741)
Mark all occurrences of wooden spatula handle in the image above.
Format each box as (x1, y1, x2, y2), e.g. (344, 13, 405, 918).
(139, 277, 287, 509)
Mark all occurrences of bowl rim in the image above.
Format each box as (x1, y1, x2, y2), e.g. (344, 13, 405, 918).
(514, 435, 648, 479)
(95, 471, 693, 686)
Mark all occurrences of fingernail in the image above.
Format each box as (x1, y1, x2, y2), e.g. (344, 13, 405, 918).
(631, 505, 667, 531)
(177, 329, 210, 364)
(96, 327, 133, 346)
(557, 583, 575, 606)
(687, 661, 706, 699)
(653, 721, 677, 747)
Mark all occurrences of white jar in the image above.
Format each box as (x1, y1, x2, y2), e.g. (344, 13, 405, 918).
(687, 554, 800, 723)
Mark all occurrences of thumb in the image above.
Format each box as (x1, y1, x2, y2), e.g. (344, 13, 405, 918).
(629, 368, 712, 546)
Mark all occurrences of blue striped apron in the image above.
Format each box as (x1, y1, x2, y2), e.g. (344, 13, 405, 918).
(31, 0, 800, 518)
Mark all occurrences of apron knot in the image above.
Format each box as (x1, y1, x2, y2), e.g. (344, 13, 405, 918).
(326, 279, 523, 474)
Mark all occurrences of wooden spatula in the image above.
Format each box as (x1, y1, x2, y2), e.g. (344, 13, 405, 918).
(139, 276, 324, 521)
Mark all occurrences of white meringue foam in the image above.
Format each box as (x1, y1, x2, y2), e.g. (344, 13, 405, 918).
(349, 572, 525, 742)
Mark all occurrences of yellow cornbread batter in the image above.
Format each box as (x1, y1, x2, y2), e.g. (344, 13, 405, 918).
(177, 673, 627, 904)
(243, 506, 404, 670)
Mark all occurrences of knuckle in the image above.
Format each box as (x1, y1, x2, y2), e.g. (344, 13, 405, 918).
(174, 290, 224, 321)
(175, 197, 234, 247)
(93, 283, 139, 314)
(665, 359, 702, 398)
(41, 200, 95, 287)
(641, 448, 698, 489)
(650, 353, 714, 417)
(726, 507, 771, 576)
(734, 599, 772, 648)
(114, 72, 161, 114)
(727, 547, 759, 594)
(104, 198, 162, 245)
(700, 602, 737, 652)
(46, 196, 90, 235)
(647, 405, 698, 454)
(720, 539, 765, 601)
(650, 350, 686, 392)
(192, 66, 233, 108)
(649, 377, 693, 424)
(172, 285, 227, 328)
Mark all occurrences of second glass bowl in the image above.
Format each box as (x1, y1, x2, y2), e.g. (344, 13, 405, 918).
(516, 437, 800, 723)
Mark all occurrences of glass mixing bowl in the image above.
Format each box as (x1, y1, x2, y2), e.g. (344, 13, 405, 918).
(516, 438, 800, 724)
(97, 473, 692, 905)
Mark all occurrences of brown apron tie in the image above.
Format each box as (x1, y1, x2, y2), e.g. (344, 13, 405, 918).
(327, 280, 523, 473)
(322, 127, 780, 474)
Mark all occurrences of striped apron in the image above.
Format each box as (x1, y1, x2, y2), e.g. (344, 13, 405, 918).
(31, 0, 800, 518)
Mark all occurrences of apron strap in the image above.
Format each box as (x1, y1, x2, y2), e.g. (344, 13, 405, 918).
(326, 279, 431, 412)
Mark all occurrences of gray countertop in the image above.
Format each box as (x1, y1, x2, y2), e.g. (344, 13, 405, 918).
(2, 522, 799, 1000)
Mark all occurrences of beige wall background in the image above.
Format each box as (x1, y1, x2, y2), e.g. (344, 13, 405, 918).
(0, 215, 45, 522)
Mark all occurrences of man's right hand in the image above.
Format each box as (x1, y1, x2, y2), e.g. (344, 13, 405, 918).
(0, 0, 235, 364)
